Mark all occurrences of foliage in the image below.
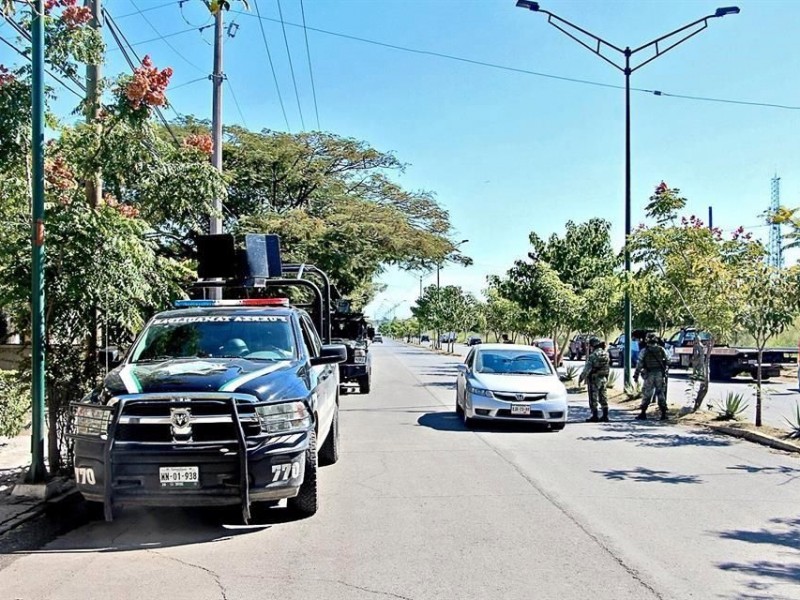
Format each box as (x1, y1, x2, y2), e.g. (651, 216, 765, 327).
(783, 403, 800, 439)
(629, 183, 762, 411)
(606, 369, 619, 389)
(0, 370, 29, 438)
(712, 392, 749, 421)
(412, 285, 477, 351)
(480, 286, 524, 342)
(563, 365, 579, 383)
(736, 262, 800, 426)
(624, 380, 642, 400)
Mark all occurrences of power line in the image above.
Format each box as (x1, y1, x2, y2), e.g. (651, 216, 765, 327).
(225, 76, 249, 129)
(235, 9, 800, 112)
(299, 0, 320, 130)
(115, 1, 174, 19)
(276, 0, 305, 130)
(128, 0, 206, 74)
(3, 14, 87, 93)
(0, 33, 84, 98)
(253, 0, 291, 131)
(170, 75, 209, 90)
(106, 26, 207, 53)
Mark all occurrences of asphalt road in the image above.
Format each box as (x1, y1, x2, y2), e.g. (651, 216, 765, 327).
(0, 341, 798, 599)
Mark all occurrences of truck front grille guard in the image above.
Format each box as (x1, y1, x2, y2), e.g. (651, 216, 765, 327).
(69, 392, 295, 524)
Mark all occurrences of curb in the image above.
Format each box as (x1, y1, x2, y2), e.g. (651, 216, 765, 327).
(0, 483, 79, 537)
(708, 425, 800, 454)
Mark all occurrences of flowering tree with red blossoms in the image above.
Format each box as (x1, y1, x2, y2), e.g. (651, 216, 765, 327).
(0, 6, 225, 469)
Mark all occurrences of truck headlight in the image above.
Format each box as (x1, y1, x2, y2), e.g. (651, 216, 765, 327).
(354, 348, 366, 364)
(73, 405, 114, 437)
(256, 401, 311, 434)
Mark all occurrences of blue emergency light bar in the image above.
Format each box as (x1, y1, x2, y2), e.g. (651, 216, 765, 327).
(174, 298, 291, 308)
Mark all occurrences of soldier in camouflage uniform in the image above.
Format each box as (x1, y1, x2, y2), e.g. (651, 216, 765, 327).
(578, 337, 610, 422)
(633, 332, 670, 420)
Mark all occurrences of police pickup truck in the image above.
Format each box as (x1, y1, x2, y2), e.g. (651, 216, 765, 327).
(331, 311, 372, 394)
(70, 298, 346, 522)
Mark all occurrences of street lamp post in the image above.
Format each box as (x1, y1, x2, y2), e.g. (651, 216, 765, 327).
(515, 1, 739, 385)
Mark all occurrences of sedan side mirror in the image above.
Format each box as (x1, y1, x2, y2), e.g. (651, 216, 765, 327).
(311, 344, 347, 366)
(456, 363, 468, 373)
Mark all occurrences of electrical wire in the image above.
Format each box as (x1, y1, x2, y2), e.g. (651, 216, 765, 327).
(253, 0, 291, 131)
(170, 75, 209, 90)
(235, 9, 800, 112)
(128, 0, 206, 74)
(299, 0, 320, 130)
(0, 33, 84, 98)
(106, 27, 205, 53)
(115, 1, 175, 19)
(225, 76, 249, 129)
(2, 14, 87, 93)
(276, 0, 305, 130)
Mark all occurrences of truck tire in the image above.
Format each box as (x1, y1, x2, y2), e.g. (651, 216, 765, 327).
(710, 359, 735, 381)
(319, 406, 340, 466)
(287, 431, 318, 518)
(359, 375, 371, 394)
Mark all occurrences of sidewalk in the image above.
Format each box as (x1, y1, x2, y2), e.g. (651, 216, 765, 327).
(0, 430, 73, 536)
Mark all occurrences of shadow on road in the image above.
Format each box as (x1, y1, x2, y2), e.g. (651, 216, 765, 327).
(715, 516, 800, 597)
(10, 503, 292, 555)
(416, 411, 560, 434)
(592, 466, 703, 485)
(726, 464, 800, 484)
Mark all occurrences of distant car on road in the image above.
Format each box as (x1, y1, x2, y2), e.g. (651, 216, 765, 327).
(568, 334, 594, 360)
(467, 336, 482, 346)
(455, 344, 568, 430)
(534, 338, 562, 367)
(439, 332, 457, 344)
(420, 334, 430, 343)
(608, 329, 652, 367)
(373, 333, 383, 343)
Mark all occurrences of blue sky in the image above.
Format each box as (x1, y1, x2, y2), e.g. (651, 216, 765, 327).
(3, 0, 799, 320)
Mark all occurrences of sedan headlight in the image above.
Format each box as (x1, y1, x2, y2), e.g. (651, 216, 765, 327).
(547, 391, 567, 402)
(73, 405, 114, 437)
(256, 401, 311, 434)
(467, 383, 494, 398)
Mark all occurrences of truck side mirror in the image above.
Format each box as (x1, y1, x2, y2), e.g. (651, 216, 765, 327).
(98, 347, 123, 369)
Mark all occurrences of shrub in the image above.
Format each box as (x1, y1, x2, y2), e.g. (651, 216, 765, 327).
(564, 365, 579, 383)
(713, 392, 749, 421)
(624, 380, 642, 400)
(784, 403, 800, 439)
(606, 370, 619, 389)
(0, 370, 29, 438)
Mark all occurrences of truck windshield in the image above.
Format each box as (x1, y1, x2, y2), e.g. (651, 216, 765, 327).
(130, 314, 296, 362)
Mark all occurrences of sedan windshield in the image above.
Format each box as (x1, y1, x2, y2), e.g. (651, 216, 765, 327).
(475, 350, 552, 375)
(130, 314, 296, 362)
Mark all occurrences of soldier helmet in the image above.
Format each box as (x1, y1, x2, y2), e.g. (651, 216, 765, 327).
(589, 336, 602, 348)
(646, 332, 658, 344)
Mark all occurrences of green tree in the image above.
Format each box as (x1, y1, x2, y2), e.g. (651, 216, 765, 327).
(629, 184, 760, 410)
(737, 263, 800, 426)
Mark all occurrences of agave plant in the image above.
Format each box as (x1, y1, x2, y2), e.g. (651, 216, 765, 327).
(564, 365, 579, 383)
(713, 392, 749, 421)
(624, 380, 642, 400)
(783, 403, 800, 439)
(606, 370, 619, 389)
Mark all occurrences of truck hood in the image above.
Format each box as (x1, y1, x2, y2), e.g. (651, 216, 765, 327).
(102, 358, 301, 401)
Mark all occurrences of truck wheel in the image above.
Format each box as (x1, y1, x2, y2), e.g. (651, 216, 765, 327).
(319, 407, 340, 466)
(287, 431, 318, 518)
(359, 375, 371, 394)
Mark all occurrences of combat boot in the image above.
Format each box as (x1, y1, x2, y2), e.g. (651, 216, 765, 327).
(585, 409, 600, 423)
(600, 407, 610, 422)
(634, 408, 647, 421)
(660, 408, 668, 421)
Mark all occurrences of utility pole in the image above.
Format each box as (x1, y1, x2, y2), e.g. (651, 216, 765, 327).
(209, 8, 224, 300)
(84, 0, 102, 207)
(28, 0, 47, 484)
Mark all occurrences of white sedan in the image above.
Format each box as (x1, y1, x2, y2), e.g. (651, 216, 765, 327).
(455, 344, 569, 430)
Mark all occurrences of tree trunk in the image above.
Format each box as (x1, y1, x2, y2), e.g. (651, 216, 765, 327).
(755, 346, 763, 427)
(47, 394, 60, 475)
(692, 337, 713, 412)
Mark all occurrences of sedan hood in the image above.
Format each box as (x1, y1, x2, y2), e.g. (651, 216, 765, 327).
(472, 373, 565, 395)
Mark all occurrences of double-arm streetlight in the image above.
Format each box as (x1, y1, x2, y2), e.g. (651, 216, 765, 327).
(515, 1, 739, 385)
